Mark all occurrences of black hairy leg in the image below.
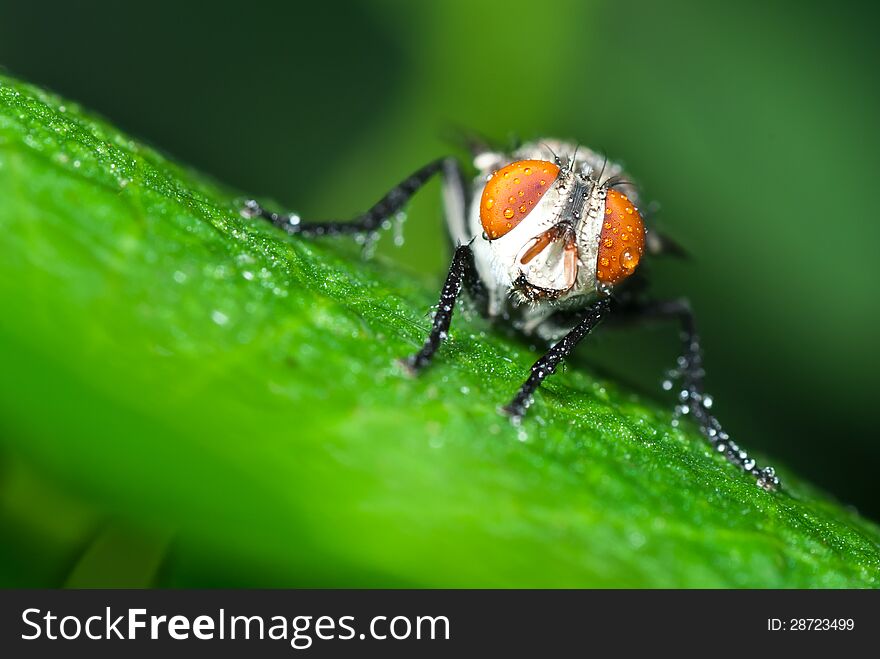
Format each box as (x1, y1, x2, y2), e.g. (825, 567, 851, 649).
(612, 297, 780, 490)
(243, 155, 484, 373)
(401, 244, 476, 374)
(242, 157, 451, 237)
(501, 296, 612, 421)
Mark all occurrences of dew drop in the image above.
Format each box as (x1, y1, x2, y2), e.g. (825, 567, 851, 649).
(503, 208, 514, 219)
(388, 211, 405, 247)
(621, 250, 640, 270)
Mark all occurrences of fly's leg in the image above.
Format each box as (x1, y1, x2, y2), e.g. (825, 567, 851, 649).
(401, 243, 477, 374)
(400, 155, 485, 372)
(501, 297, 611, 420)
(245, 156, 483, 373)
(615, 298, 780, 490)
(241, 157, 451, 238)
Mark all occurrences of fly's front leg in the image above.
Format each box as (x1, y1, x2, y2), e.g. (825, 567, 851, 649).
(502, 297, 611, 420)
(242, 157, 451, 237)
(246, 155, 479, 374)
(616, 298, 780, 490)
(401, 243, 476, 374)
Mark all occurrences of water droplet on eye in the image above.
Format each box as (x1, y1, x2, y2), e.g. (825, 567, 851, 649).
(518, 190, 524, 197)
(626, 206, 634, 214)
(621, 250, 640, 270)
(539, 179, 546, 186)
(519, 204, 527, 213)
(626, 225, 633, 232)
(503, 208, 514, 219)
(604, 222, 611, 229)
(621, 233, 629, 241)
(508, 195, 516, 204)
(605, 208, 612, 215)
(603, 238, 614, 248)
(486, 197, 495, 208)
(600, 257, 609, 267)
(523, 167, 531, 175)
(513, 177, 520, 184)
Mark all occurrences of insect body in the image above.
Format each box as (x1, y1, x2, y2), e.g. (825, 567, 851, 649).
(242, 138, 779, 491)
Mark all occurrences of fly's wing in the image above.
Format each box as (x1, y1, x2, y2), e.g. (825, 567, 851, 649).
(441, 158, 473, 246)
(645, 228, 690, 259)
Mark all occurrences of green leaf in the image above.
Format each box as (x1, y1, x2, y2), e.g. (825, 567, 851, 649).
(0, 74, 878, 588)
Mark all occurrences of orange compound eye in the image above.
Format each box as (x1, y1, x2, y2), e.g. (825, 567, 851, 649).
(596, 189, 646, 285)
(480, 159, 560, 239)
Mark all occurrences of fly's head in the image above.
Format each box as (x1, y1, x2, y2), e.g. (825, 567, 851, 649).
(478, 146, 646, 306)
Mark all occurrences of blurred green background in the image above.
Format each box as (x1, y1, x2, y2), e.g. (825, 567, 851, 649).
(1, 0, 878, 583)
